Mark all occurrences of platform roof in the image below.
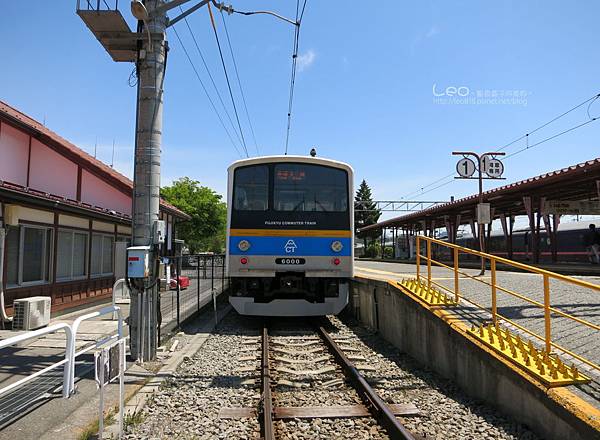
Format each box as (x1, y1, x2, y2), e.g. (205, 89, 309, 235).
(359, 157, 600, 232)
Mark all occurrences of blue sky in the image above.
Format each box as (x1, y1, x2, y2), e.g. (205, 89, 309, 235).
(2, 1, 599, 221)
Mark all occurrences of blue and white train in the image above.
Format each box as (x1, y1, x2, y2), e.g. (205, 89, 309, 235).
(226, 155, 354, 316)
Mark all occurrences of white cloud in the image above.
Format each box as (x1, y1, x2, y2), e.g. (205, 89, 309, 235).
(425, 26, 440, 38)
(296, 49, 316, 72)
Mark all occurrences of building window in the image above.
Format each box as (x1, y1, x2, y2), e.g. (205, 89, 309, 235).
(5, 225, 53, 287)
(91, 233, 114, 277)
(56, 230, 88, 281)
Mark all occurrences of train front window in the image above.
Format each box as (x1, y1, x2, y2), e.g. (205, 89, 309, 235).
(274, 164, 348, 212)
(234, 165, 269, 211)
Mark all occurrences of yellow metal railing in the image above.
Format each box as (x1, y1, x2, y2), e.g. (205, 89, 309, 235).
(415, 235, 600, 375)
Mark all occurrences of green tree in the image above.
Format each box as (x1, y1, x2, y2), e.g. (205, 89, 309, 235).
(161, 177, 227, 253)
(354, 179, 381, 248)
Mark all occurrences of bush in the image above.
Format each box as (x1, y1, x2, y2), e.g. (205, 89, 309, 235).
(364, 245, 380, 258)
(383, 247, 394, 259)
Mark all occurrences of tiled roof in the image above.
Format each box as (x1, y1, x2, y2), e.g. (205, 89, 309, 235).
(0, 100, 190, 221)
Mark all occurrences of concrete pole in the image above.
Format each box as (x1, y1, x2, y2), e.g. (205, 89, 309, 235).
(129, 0, 167, 361)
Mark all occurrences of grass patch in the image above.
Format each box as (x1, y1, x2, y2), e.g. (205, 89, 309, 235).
(123, 407, 145, 430)
(77, 410, 116, 440)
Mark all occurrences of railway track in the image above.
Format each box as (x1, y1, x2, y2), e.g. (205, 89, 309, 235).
(124, 311, 541, 439)
(259, 319, 417, 440)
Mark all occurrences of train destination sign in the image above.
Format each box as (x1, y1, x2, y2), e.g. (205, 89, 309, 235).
(542, 200, 600, 215)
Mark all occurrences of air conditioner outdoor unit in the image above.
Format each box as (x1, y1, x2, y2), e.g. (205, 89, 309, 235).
(12, 296, 51, 330)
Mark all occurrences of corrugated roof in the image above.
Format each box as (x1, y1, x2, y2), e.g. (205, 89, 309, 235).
(0, 100, 190, 221)
(360, 157, 600, 232)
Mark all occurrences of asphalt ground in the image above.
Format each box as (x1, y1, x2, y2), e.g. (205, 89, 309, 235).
(0, 268, 227, 431)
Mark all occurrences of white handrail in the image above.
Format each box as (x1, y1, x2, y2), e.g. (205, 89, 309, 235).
(112, 278, 130, 320)
(70, 305, 122, 394)
(0, 322, 74, 398)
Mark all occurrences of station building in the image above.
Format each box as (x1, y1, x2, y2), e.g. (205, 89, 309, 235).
(0, 100, 189, 315)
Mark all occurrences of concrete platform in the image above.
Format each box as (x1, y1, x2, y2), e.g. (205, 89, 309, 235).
(354, 260, 600, 438)
(355, 260, 600, 380)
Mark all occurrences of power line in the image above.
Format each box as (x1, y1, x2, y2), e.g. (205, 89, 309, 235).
(504, 117, 598, 159)
(179, 7, 245, 150)
(497, 92, 600, 152)
(414, 116, 600, 200)
(207, 2, 249, 157)
(400, 91, 600, 199)
(284, 0, 308, 155)
(219, 9, 260, 156)
(171, 26, 244, 158)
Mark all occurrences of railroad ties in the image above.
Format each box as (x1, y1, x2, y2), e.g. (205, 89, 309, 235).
(219, 320, 419, 440)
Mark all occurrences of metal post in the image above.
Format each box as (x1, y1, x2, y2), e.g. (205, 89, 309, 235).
(128, 0, 168, 362)
(176, 257, 181, 327)
(543, 274, 551, 353)
(212, 256, 217, 325)
(491, 258, 497, 324)
(211, 256, 215, 292)
(197, 256, 200, 313)
(477, 153, 486, 276)
(119, 339, 125, 438)
(426, 239, 432, 293)
(221, 255, 225, 292)
(99, 349, 105, 439)
(453, 247, 459, 302)
(416, 236, 420, 282)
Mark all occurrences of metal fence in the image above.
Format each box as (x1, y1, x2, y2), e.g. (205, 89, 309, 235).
(413, 235, 600, 380)
(160, 254, 228, 332)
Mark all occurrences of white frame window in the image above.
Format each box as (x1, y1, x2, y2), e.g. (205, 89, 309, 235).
(91, 233, 114, 277)
(56, 229, 89, 282)
(6, 224, 54, 288)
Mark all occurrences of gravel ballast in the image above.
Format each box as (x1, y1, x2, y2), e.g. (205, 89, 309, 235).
(125, 312, 539, 439)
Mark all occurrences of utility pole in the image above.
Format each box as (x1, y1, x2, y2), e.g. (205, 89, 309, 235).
(128, 0, 167, 361)
(77, 0, 298, 362)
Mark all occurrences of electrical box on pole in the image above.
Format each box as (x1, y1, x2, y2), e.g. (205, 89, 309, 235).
(127, 246, 151, 278)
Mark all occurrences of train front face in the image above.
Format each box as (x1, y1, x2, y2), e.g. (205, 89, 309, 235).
(227, 156, 354, 317)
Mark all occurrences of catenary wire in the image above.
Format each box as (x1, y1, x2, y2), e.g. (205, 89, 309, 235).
(207, 2, 249, 157)
(180, 7, 245, 149)
(219, 9, 260, 156)
(172, 26, 244, 158)
(400, 91, 600, 199)
(413, 116, 600, 199)
(284, 0, 307, 155)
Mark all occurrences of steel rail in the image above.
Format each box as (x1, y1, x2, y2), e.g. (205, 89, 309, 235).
(260, 323, 275, 440)
(316, 325, 416, 440)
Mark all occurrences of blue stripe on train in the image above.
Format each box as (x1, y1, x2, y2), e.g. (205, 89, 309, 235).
(229, 236, 352, 256)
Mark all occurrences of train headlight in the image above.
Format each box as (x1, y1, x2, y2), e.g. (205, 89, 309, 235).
(331, 240, 343, 252)
(238, 240, 251, 252)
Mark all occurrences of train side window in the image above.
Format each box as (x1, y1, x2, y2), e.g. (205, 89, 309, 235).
(234, 165, 269, 211)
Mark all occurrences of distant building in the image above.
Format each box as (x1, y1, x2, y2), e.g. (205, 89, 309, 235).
(0, 100, 190, 315)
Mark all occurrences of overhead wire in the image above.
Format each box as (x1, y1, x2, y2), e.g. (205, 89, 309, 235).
(171, 26, 244, 158)
(219, 9, 260, 156)
(284, 0, 308, 155)
(400, 91, 600, 200)
(179, 7, 246, 150)
(207, 1, 249, 157)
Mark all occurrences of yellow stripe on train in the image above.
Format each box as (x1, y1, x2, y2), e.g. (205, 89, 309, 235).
(230, 229, 352, 238)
